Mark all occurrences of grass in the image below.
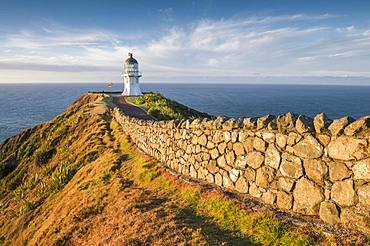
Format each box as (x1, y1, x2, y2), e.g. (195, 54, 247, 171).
(113, 120, 315, 245)
(125, 93, 211, 120)
(1, 94, 363, 245)
(34, 145, 56, 165)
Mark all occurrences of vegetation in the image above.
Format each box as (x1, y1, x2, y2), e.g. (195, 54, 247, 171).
(121, 129, 313, 245)
(0, 93, 366, 245)
(126, 93, 212, 120)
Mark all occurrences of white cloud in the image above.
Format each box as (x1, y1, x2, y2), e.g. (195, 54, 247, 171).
(0, 14, 370, 83)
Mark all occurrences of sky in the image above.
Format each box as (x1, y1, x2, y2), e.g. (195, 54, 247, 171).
(0, 0, 370, 84)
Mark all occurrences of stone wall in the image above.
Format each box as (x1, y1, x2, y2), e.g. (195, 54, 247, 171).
(112, 107, 370, 233)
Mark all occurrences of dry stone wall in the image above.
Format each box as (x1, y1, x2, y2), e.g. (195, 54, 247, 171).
(112, 107, 370, 233)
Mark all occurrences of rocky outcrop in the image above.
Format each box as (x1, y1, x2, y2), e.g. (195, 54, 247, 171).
(112, 104, 370, 233)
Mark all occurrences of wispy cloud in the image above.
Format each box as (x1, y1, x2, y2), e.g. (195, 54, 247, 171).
(1, 14, 370, 83)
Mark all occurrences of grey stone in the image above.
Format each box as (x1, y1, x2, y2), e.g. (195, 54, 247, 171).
(229, 168, 240, 182)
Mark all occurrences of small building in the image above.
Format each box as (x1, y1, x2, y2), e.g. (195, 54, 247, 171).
(122, 53, 142, 96)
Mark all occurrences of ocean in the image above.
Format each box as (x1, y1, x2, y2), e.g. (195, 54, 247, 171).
(1, 83, 370, 142)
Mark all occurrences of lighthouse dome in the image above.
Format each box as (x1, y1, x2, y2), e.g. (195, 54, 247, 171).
(125, 53, 138, 64)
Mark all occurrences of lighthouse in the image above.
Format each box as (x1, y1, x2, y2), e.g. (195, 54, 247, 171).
(122, 53, 142, 96)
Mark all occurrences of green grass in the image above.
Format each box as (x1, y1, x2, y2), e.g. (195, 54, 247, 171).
(34, 145, 56, 165)
(125, 93, 211, 120)
(113, 120, 314, 245)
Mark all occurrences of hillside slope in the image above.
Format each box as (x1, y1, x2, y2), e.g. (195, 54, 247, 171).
(0, 94, 368, 245)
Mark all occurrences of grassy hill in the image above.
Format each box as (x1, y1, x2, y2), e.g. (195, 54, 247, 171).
(125, 93, 212, 120)
(0, 94, 367, 245)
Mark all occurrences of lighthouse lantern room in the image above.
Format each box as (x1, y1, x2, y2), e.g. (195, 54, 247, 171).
(122, 53, 142, 96)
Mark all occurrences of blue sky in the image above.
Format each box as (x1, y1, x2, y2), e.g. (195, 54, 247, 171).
(1, 0, 370, 84)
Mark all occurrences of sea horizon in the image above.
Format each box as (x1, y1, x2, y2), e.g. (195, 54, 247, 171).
(1, 82, 370, 142)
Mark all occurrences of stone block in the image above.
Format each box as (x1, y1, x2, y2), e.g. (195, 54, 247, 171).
(262, 190, 276, 205)
(277, 191, 293, 210)
(233, 142, 245, 155)
(293, 135, 323, 159)
(265, 144, 281, 169)
(280, 153, 303, 179)
(328, 162, 351, 182)
(303, 159, 328, 186)
(352, 158, 370, 180)
(319, 201, 340, 225)
(277, 177, 295, 192)
(253, 137, 266, 152)
(344, 116, 370, 136)
(293, 178, 324, 215)
(328, 136, 367, 161)
(358, 184, 370, 206)
(331, 179, 356, 206)
(255, 166, 275, 188)
(246, 151, 264, 169)
(235, 177, 249, 193)
(276, 133, 287, 149)
(328, 116, 354, 136)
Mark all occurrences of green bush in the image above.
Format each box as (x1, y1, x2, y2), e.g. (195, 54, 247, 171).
(34, 146, 55, 165)
(126, 93, 211, 120)
(48, 161, 73, 192)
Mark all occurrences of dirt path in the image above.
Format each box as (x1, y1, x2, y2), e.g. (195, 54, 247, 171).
(110, 94, 154, 120)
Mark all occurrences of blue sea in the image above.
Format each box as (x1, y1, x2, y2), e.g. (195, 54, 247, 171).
(1, 83, 370, 142)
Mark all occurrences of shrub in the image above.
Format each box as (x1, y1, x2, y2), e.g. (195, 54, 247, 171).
(48, 161, 73, 192)
(34, 146, 55, 165)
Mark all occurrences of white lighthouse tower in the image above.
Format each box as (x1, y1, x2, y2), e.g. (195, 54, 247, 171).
(122, 53, 142, 96)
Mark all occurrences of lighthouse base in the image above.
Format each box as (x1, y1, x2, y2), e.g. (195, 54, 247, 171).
(122, 76, 143, 96)
(122, 84, 142, 96)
